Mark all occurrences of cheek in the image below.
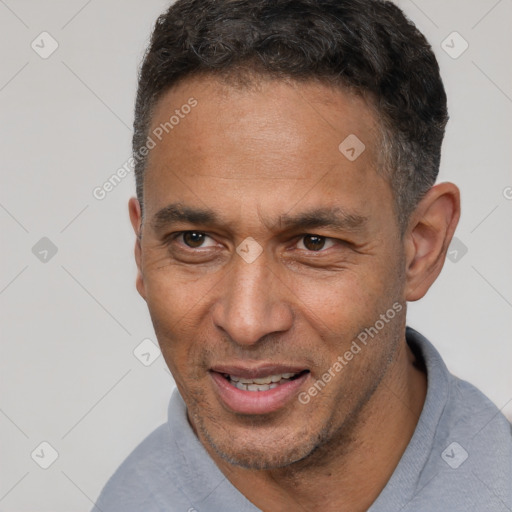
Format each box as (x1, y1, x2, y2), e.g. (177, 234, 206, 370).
(288, 270, 377, 326)
(142, 249, 215, 319)
(146, 289, 205, 389)
(141, 260, 221, 366)
(287, 256, 403, 354)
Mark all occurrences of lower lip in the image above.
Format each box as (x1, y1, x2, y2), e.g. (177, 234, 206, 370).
(210, 371, 310, 415)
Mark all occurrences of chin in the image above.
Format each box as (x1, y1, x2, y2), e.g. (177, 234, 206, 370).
(211, 436, 317, 470)
(194, 410, 331, 470)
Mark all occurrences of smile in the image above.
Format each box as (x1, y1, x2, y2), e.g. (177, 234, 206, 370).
(209, 366, 310, 414)
(224, 371, 307, 391)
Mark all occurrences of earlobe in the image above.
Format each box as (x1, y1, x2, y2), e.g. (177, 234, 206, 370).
(404, 182, 460, 302)
(128, 197, 147, 301)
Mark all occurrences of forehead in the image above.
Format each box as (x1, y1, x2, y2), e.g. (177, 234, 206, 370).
(142, 75, 394, 233)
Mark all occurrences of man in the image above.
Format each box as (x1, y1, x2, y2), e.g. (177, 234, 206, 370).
(94, 0, 512, 510)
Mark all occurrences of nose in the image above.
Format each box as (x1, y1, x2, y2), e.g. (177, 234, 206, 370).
(212, 250, 293, 347)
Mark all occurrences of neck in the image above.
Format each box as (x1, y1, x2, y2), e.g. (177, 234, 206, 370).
(194, 339, 427, 512)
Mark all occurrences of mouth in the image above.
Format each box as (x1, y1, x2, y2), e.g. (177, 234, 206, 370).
(224, 370, 308, 391)
(209, 365, 311, 415)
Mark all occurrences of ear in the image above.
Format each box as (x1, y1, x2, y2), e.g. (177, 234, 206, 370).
(128, 197, 146, 300)
(403, 182, 460, 301)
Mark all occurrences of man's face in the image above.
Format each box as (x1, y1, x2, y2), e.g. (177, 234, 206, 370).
(133, 76, 408, 469)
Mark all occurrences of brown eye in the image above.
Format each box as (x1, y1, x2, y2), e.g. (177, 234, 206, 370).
(304, 235, 325, 251)
(182, 231, 207, 248)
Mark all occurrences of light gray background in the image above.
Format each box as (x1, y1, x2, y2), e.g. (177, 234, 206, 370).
(1, 0, 511, 510)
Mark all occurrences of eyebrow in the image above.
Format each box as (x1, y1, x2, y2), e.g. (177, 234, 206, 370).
(276, 208, 368, 233)
(151, 203, 220, 232)
(151, 202, 368, 234)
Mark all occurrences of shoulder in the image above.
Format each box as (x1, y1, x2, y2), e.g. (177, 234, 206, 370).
(444, 372, 512, 469)
(434, 346, 512, 461)
(426, 361, 512, 509)
(407, 326, 511, 451)
(416, 374, 512, 510)
(402, 328, 512, 509)
(93, 423, 192, 511)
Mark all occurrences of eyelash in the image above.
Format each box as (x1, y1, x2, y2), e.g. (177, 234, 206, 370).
(166, 231, 338, 253)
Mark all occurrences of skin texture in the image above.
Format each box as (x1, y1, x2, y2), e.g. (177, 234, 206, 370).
(129, 76, 460, 512)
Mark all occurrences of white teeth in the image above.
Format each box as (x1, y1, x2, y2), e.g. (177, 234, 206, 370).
(227, 372, 301, 391)
(233, 382, 276, 392)
(251, 376, 273, 384)
(248, 384, 268, 391)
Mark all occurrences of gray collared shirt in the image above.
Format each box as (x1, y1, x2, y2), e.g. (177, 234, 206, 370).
(94, 328, 512, 511)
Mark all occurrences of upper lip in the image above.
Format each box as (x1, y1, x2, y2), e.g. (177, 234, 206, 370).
(210, 364, 309, 379)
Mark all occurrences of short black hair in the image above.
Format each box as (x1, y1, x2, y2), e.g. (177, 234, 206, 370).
(133, 0, 448, 231)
